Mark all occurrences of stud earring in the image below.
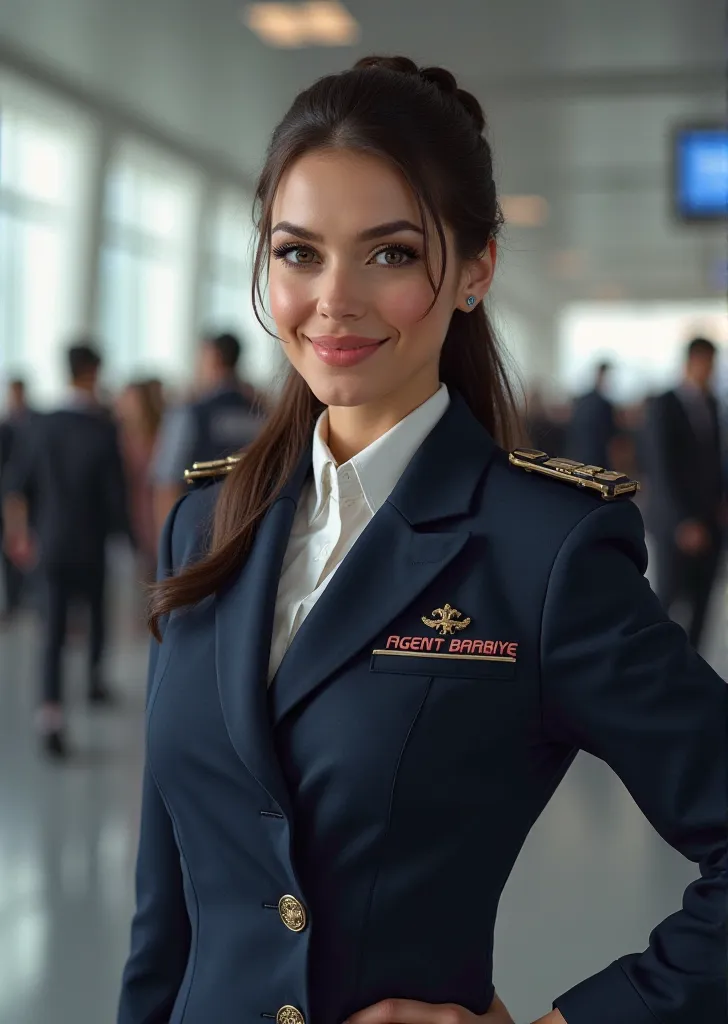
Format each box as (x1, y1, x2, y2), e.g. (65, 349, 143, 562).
(466, 295, 477, 307)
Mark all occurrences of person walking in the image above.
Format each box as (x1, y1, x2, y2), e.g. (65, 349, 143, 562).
(151, 332, 265, 533)
(645, 336, 724, 650)
(0, 378, 37, 621)
(3, 343, 131, 758)
(565, 361, 619, 469)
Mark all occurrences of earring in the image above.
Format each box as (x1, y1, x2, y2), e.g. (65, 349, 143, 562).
(466, 295, 477, 307)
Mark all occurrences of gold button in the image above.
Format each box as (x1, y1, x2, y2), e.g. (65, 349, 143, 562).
(276, 1006, 305, 1024)
(278, 895, 307, 933)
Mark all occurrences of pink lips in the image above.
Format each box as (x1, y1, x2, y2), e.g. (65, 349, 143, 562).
(308, 335, 388, 368)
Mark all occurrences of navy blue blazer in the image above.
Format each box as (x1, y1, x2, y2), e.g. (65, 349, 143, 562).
(118, 395, 727, 1024)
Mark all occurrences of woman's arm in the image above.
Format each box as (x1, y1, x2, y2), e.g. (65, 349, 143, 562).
(541, 499, 727, 1024)
(117, 500, 192, 1024)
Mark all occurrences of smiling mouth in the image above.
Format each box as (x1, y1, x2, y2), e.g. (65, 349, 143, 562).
(306, 335, 389, 350)
(306, 335, 390, 367)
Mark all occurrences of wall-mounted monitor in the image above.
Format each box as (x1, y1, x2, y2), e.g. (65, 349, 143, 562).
(673, 124, 728, 223)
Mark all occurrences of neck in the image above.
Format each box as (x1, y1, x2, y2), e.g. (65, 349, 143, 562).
(326, 374, 440, 464)
(211, 372, 237, 390)
(73, 381, 95, 396)
(684, 372, 707, 393)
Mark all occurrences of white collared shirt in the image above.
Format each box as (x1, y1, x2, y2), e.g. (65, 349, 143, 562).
(268, 384, 450, 681)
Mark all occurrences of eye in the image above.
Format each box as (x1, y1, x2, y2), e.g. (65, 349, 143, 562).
(271, 243, 320, 267)
(369, 244, 420, 268)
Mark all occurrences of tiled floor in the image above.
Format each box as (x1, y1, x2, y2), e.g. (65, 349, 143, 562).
(0, 548, 725, 1024)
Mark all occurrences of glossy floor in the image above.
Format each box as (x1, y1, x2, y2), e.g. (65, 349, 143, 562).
(0, 549, 725, 1024)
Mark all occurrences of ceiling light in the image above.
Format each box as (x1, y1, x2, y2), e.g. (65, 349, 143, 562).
(500, 195, 549, 228)
(244, 3, 307, 47)
(243, 1, 360, 48)
(304, 1, 360, 45)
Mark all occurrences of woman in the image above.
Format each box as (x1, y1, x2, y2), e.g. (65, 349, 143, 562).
(117, 380, 163, 577)
(118, 57, 726, 1024)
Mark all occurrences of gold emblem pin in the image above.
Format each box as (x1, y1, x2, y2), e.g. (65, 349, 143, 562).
(421, 603, 471, 636)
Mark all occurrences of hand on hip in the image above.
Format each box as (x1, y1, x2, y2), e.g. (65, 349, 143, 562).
(345, 993, 515, 1024)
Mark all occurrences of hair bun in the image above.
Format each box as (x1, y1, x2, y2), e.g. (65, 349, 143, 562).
(453, 89, 486, 134)
(354, 55, 419, 76)
(355, 56, 486, 135)
(419, 66, 458, 95)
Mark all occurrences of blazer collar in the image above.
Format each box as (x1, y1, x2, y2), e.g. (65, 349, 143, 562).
(387, 391, 497, 526)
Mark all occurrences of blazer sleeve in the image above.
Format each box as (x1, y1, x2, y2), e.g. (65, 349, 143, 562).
(117, 499, 191, 1024)
(540, 499, 727, 1024)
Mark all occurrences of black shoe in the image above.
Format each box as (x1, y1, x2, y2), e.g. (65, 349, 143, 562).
(89, 683, 116, 707)
(42, 730, 69, 760)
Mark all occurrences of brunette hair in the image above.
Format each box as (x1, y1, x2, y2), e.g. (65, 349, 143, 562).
(149, 55, 522, 637)
(686, 336, 717, 361)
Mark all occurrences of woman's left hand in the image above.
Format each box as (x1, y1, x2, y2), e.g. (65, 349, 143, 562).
(345, 993, 515, 1024)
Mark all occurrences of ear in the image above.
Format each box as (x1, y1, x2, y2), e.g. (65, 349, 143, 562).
(457, 239, 497, 311)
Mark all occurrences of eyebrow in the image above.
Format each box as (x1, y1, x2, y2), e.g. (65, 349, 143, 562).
(271, 219, 424, 243)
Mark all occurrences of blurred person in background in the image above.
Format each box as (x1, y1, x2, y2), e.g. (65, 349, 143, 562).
(143, 377, 166, 424)
(151, 331, 265, 533)
(0, 378, 36, 622)
(117, 380, 163, 578)
(2, 342, 132, 759)
(645, 336, 724, 651)
(523, 384, 566, 453)
(565, 360, 619, 468)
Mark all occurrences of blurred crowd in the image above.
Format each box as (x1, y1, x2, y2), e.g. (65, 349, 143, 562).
(0, 332, 725, 759)
(0, 331, 266, 757)
(524, 337, 725, 653)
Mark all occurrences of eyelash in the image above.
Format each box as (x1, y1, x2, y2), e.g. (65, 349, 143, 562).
(270, 242, 421, 269)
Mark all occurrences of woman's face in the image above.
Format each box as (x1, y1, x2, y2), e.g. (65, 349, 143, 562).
(269, 148, 494, 412)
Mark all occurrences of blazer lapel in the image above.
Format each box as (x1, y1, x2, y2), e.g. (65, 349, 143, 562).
(215, 450, 311, 813)
(270, 395, 497, 725)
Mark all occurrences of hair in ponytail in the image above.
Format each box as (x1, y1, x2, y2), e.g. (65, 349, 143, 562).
(149, 55, 522, 637)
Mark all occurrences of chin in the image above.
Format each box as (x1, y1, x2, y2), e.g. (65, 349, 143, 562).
(307, 372, 385, 410)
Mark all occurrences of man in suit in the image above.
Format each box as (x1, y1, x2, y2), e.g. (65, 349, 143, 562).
(645, 337, 724, 651)
(151, 332, 265, 534)
(2, 343, 131, 758)
(0, 378, 36, 621)
(566, 361, 619, 469)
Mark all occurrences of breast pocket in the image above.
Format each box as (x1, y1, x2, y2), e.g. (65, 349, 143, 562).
(369, 651, 516, 680)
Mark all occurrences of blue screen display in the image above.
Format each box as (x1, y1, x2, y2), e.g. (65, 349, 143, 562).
(675, 127, 728, 219)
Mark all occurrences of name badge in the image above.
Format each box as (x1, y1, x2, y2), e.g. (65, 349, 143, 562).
(372, 603, 518, 663)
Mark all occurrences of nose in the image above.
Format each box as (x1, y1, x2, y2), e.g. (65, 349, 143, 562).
(315, 263, 366, 322)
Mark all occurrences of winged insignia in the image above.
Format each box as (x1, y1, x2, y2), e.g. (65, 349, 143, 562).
(421, 603, 471, 636)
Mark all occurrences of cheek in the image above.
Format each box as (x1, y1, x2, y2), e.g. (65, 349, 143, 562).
(378, 276, 437, 329)
(379, 275, 454, 337)
(269, 270, 311, 333)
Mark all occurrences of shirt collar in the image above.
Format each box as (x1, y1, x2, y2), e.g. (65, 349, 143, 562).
(309, 384, 450, 522)
(61, 387, 99, 412)
(678, 380, 710, 403)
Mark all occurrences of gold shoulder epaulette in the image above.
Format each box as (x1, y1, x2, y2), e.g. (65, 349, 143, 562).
(184, 455, 241, 486)
(508, 448, 640, 501)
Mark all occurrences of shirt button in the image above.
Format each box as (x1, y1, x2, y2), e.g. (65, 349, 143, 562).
(277, 1007, 305, 1024)
(278, 895, 307, 933)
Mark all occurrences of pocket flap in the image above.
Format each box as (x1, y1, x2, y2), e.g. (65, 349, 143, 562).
(369, 651, 516, 680)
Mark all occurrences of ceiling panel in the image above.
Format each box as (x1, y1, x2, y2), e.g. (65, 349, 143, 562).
(0, 0, 723, 303)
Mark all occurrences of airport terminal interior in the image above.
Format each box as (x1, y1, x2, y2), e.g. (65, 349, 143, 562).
(0, 2, 726, 1022)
